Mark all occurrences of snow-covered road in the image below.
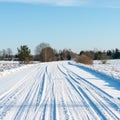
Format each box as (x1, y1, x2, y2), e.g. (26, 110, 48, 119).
(0, 61, 120, 120)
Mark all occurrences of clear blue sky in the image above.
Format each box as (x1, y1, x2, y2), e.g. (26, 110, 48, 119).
(0, 0, 120, 54)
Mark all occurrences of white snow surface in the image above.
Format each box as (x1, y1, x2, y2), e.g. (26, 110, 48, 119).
(0, 61, 23, 76)
(91, 59, 120, 80)
(0, 61, 120, 120)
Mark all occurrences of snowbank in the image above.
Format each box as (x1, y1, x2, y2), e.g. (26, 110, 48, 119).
(0, 61, 36, 77)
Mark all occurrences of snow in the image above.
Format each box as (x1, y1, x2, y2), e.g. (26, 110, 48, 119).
(91, 59, 120, 80)
(0, 61, 22, 77)
(0, 60, 120, 120)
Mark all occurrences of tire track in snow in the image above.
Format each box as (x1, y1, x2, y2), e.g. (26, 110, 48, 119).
(0, 61, 120, 120)
(25, 65, 47, 120)
(61, 63, 120, 119)
(47, 72, 57, 120)
(68, 71, 120, 119)
(13, 65, 47, 120)
(32, 65, 54, 120)
(35, 72, 46, 111)
(0, 65, 46, 120)
(57, 64, 96, 120)
(0, 65, 41, 120)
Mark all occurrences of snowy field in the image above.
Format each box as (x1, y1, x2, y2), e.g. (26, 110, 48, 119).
(0, 61, 20, 71)
(86, 59, 120, 80)
(0, 60, 120, 120)
(0, 61, 23, 77)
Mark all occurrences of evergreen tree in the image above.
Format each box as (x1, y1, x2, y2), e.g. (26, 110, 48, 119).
(113, 48, 120, 59)
(17, 45, 31, 64)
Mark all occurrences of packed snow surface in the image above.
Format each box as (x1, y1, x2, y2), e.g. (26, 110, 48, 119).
(0, 61, 120, 120)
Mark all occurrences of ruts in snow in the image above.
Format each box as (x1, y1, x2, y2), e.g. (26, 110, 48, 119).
(0, 61, 120, 120)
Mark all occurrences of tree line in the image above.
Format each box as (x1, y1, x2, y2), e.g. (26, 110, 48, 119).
(0, 43, 120, 64)
(0, 43, 76, 63)
(0, 48, 13, 60)
(80, 48, 120, 60)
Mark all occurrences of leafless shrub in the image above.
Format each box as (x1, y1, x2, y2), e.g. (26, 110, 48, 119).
(75, 54, 93, 65)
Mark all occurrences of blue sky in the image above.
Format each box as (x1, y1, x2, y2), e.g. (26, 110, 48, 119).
(0, 0, 120, 54)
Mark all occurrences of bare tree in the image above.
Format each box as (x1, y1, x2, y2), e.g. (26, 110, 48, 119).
(59, 49, 75, 60)
(2, 49, 7, 60)
(40, 47, 55, 62)
(7, 48, 12, 60)
(35, 43, 50, 61)
(35, 43, 50, 55)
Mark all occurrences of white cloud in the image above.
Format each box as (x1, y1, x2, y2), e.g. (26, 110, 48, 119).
(86, 0, 120, 8)
(0, 0, 88, 6)
(0, 0, 120, 7)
